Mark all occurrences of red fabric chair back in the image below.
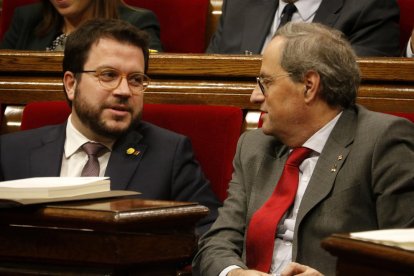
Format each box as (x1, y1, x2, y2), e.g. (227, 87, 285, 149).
(21, 101, 243, 202)
(20, 101, 71, 130)
(142, 104, 242, 201)
(124, 0, 209, 53)
(397, 0, 414, 51)
(385, 111, 414, 123)
(0, 0, 40, 40)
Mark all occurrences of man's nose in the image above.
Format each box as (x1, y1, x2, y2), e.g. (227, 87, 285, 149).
(113, 77, 132, 96)
(250, 85, 265, 104)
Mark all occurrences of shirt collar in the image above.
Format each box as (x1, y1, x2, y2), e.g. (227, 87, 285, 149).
(64, 115, 113, 158)
(279, 0, 323, 22)
(302, 111, 342, 154)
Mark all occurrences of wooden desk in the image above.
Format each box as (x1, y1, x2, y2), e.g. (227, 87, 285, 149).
(0, 197, 208, 275)
(322, 234, 414, 276)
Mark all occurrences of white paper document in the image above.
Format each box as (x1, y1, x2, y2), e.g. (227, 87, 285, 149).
(350, 228, 414, 251)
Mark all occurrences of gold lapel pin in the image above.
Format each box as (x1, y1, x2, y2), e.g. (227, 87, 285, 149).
(337, 155, 343, 160)
(126, 147, 140, 156)
(331, 164, 337, 172)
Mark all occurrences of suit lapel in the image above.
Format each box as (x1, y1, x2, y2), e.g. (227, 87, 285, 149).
(30, 124, 66, 176)
(106, 130, 147, 190)
(313, 0, 343, 27)
(241, 0, 278, 53)
(294, 109, 357, 251)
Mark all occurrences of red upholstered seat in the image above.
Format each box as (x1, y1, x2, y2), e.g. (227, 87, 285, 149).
(124, 0, 209, 53)
(0, 0, 40, 41)
(397, 0, 414, 52)
(20, 101, 243, 202)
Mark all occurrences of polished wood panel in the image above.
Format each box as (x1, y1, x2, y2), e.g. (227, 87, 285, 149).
(0, 197, 208, 275)
(322, 234, 414, 276)
(0, 51, 413, 134)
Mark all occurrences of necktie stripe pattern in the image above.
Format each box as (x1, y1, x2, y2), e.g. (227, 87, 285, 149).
(278, 3, 297, 29)
(81, 142, 107, 177)
(246, 147, 312, 272)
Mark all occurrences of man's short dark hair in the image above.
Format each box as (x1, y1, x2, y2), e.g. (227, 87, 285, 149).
(63, 18, 150, 74)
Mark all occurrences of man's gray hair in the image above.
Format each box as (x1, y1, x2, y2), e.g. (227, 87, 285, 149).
(275, 22, 360, 108)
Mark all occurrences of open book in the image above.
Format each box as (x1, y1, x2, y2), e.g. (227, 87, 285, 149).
(350, 228, 414, 251)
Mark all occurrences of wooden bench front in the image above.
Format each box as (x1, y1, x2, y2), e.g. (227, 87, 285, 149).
(0, 51, 413, 134)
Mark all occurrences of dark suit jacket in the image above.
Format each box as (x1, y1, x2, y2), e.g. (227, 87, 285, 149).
(207, 0, 400, 56)
(0, 3, 163, 51)
(193, 105, 414, 275)
(0, 121, 221, 234)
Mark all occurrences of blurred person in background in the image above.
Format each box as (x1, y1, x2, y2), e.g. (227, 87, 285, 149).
(207, 0, 400, 57)
(0, 0, 162, 51)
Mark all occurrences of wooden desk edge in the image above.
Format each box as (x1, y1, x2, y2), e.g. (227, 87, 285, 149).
(321, 234, 414, 268)
(0, 198, 210, 232)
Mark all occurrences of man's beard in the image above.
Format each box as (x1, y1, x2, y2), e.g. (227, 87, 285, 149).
(73, 87, 141, 140)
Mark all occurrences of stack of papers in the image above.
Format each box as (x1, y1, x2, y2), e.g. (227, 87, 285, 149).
(0, 177, 110, 199)
(350, 229, 414, 251)
(0, 177, 140, 208)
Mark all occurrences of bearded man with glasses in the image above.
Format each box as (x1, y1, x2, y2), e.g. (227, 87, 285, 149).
(0, 19, 221, 235)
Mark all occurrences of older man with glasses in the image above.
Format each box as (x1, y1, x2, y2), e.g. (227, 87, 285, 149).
(193, 22, 414, 276)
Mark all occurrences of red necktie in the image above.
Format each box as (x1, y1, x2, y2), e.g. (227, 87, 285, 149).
(246, 147, 312, 272)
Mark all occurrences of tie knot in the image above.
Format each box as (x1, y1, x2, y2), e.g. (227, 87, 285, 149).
(283, 3, 297, 16)
(81, 142, 107, 157)
(278, 3, 297, 29)
(286, 147, 312, 167)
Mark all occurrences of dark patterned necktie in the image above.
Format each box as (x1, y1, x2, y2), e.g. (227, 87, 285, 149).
(81, 142, 107, 177)
(278, 3, 298, 29)
(246, 147, 312, 272)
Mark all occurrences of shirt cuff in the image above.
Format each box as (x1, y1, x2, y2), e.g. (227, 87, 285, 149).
(219, 265, 242, 276)
(406, 37, 414, 57)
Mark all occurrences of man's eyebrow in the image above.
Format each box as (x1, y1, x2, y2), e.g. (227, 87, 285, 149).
(259, 73, 272, 80)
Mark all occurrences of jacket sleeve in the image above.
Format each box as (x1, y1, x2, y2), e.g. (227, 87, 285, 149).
(372, 118, 414, 227)
(192, 133, 250, 275)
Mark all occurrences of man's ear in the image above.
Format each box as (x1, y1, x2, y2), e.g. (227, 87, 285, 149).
(63, 71, 77, 101)
(302, 70, 320, 104)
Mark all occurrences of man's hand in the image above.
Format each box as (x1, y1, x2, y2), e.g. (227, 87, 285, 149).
(228, 268, 271, 276)
(281, 262, 323, 276)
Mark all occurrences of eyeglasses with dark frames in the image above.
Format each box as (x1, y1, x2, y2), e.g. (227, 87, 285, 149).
(256, 73, 291, 96)
(77, 67, 150, 95)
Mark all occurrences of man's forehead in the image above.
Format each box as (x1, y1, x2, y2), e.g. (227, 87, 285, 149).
(87, 38, 143, 59)
(84, 38, 145, 71)
(261, 38, 284, 72)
